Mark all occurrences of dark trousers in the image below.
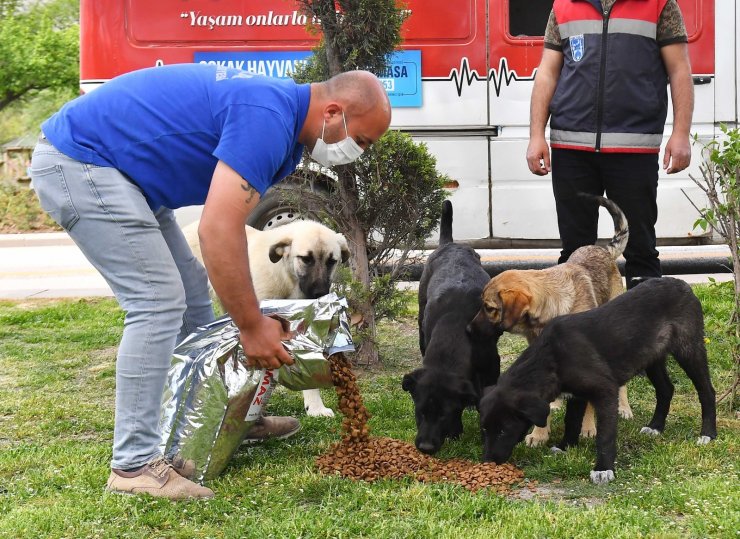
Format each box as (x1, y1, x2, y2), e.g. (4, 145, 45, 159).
(551, 149, 661, 288)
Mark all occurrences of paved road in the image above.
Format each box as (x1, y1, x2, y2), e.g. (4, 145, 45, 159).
(0, 208, 202, 299)
(0, 231, 733, 300)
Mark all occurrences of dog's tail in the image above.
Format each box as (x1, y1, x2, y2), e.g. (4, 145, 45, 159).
(439, 200, 454, 245)
(578, 193, 629, 260)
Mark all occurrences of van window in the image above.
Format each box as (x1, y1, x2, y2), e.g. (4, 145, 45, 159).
(509, 0, 553, 37)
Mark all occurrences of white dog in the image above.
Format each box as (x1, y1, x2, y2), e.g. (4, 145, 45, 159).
(182, 219, 350, 417)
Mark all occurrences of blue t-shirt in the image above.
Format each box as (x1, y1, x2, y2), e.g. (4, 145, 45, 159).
(42, 64, 310, 209)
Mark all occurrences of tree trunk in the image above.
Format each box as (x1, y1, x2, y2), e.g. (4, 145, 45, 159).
(311, 0, 343, 76)
(347, 221, 379, 366)
(336, 165, 380, 365)
(324, 39, 343, 77)
(297, 0, 385, 365)
(316, 1, 380, 364)
(0, 88, 28, 113)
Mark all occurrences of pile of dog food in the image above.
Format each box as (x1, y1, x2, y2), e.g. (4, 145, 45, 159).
(315, 353, 526, 494)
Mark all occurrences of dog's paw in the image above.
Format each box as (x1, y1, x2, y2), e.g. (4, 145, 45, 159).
(580, 425, 597, 438)
(305, 406, 335, 418)
(696, 435, 712, 446)
(618, 405, 634, 420)
(590, 470, 615, 485)
(550, 446, 565, 455)
(525, 431, 549, 447)
(640, 426, 661, 436)
(549, 398, 563, 411)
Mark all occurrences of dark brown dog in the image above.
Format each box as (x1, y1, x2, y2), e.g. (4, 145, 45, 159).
(480, 277, 717, 485)
(468, 195, 631, 445)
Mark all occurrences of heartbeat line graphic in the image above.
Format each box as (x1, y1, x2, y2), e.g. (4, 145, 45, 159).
(448, 58, 486, 96)
(438, 57, 536, 97)
(489, 57, 536, 96)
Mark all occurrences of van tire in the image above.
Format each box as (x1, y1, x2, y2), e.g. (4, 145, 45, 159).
(246, 188, 301, 231)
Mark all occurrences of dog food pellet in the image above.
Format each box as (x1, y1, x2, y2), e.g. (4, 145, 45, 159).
(315, 353, 525, 494)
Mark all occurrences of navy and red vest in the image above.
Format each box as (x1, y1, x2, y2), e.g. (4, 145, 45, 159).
(550, 0, 669, 153)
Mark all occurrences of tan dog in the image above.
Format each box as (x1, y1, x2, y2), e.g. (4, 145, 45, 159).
(469, 195, 633, 446)
(183, 219, 350, 417)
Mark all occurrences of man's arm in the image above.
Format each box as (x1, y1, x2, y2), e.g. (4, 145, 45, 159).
(199, 160, 293, 369)
(661, 42, 694, 174)
(526, 48, 563, 175)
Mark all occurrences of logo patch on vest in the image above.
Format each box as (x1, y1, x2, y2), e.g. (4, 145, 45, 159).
(569, 34, 585, 62)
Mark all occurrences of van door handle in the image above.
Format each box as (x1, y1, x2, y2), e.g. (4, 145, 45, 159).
(692, 76, 712, 85)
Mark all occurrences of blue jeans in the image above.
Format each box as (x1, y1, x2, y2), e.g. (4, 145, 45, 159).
(30, 141, 215, 469)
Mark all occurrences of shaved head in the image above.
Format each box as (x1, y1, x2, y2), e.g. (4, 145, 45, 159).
(325, 70, 391, 118)
(300, 70, 392, 151)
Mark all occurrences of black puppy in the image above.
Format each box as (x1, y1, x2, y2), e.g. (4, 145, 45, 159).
(480, 277, 717, 484)
(402, 200, 502, 455)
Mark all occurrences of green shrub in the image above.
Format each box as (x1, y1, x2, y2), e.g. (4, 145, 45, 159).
(0, 182, 60, 232)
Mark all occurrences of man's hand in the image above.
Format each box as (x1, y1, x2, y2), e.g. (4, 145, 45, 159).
(661, 43, 693, 175)
(527, 48, 562, 176)
(527, 136, 552, 175)
(663, 133, 691, 174)
(240, 315, 295, 369)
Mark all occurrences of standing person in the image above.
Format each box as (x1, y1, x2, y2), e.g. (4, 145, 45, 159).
(30, 64, 391, 500)
(526, 0, 693, 289)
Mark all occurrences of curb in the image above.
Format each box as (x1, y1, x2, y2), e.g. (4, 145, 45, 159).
(393, 259, 734, 281)
(1, 232, 733, 279)
(390, 245, 734, 281)
(0, 232, 73, 247)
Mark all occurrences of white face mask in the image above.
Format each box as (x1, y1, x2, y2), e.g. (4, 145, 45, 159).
(310, 111, 364, 167)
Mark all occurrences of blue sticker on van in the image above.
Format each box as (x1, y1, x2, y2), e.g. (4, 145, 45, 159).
(193, 50, 422, 108)
(194, 51, 311, 78)
(378, 50, 422, 107)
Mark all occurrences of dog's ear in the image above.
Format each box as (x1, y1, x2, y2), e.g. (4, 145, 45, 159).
(479, 386, 500, 425)
(466, 309, 487, 337)
(337, 234, 350, 263)
(268, 239, 292, 263)
(401, 369, 422, 393)
(515, 395, 550, 428)
(467, 310, 503, 341)
(499, 288, 532, 330)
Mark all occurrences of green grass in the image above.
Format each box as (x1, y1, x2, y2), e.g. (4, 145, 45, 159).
(0, 288, 738, 539)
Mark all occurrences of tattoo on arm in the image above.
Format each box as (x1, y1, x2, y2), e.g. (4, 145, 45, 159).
(240, 182, 258, 205)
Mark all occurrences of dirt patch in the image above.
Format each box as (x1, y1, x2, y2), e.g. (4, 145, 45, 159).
(1, 298, 96, 310)
(63, 431, 108, 443)
(88, 346, 118, 365)
(513, 482, 605, 508)
(71, 348, 116, 407)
